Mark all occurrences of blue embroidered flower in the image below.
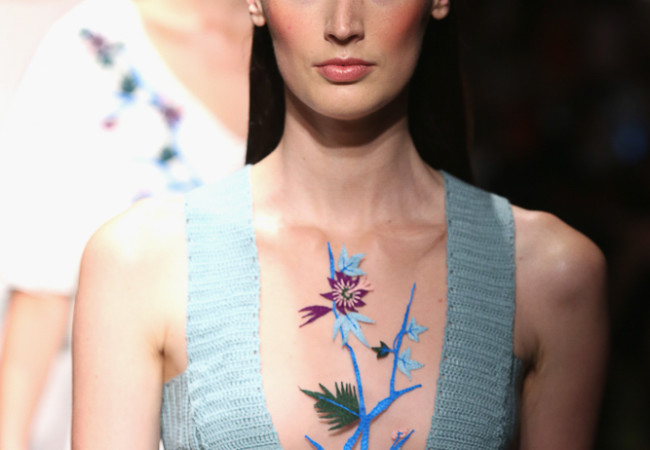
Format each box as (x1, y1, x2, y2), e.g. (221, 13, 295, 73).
(337, 244, 366, 276)
(397, 347, 424, 380)
(406, 317, 428, 342)
(333, 312, 374, 346)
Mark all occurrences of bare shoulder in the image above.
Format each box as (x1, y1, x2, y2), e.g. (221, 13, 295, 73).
(76, 195, 187, 360)
(512, 206, 606, 304)
(511, 206, 608, 449)
(82, 195, 187, 267)
(73, 197, 187, 447)
(512, 206, 607, 354)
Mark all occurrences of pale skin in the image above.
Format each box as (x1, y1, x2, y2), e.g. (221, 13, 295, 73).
(136, 0, 252, 138)
(73, 0, 608, 448)
(0, 1, 251, 448)
(0, 291, 70, 450)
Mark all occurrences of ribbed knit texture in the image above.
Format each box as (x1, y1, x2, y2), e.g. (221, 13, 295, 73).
(162, 166, 281, 449)
(426, 172, 519, 449)
(161, 166, 520, 449)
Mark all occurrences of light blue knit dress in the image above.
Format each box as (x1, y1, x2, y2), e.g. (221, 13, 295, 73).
(161, 166, 521, 449)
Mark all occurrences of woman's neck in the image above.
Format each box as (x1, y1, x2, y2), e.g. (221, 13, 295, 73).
(133, 0, 252, 138)
(254, 93, 444, 233)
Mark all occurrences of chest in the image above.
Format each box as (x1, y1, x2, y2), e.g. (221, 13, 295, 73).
(161, 171, 520, 450)
(256, 230, 448, 449)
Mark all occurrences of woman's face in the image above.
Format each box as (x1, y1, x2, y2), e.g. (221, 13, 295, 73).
(249, 0, 450, 121)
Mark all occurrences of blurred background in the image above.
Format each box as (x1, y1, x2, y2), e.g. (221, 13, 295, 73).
(461, 0, 650, 448)
(0, 0, 81, 124)
(1, 3, 82, 449)
(1, 0, 648, 448)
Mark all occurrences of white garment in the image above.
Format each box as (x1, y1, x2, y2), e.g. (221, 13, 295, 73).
(0, 1, 246, 448)
(0, 0, 246, 296)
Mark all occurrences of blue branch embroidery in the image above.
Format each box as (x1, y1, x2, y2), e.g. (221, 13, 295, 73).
(298, 243, 428, 449)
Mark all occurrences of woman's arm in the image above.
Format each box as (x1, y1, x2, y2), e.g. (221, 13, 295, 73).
(72, 198, 186, 449)
(514, 209, 609, 450)
(0, 291, 70, 450)
(0, 10, 121, 447)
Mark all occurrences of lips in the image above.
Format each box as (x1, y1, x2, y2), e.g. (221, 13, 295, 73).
(315, 58, 374, 83)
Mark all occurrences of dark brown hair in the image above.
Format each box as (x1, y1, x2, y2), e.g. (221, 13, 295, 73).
(246, 3, 473, 183)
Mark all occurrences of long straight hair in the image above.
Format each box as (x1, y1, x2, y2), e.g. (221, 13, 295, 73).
(246, 2, 473, 183)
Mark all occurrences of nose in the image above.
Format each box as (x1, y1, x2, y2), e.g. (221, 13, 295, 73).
(324, 0, 364, 45)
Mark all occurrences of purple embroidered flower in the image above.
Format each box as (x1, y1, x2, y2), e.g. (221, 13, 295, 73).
(299, 244, 372, 327)
(161, 105, 181, 127)
(151, 95, 182, 128)
(321, 271, 371, 315)
(299, 305, 332, 327)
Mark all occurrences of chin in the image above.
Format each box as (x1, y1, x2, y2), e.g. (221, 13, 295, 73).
(286, 82, 405, 125)
(320, 100, 404, 125)
(310, 92, 401, 122)
(318, 106, 381, 121)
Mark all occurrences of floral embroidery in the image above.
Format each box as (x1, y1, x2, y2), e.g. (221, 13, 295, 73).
(299, 243, 428, 450)
(299, 244, 372, 327)
(337, 244, 366, 276)
(80, 29, 123, 66)
(321, 271, 371, 315)
(406, 317, 428, 342)
(301, 382, 360, 431)
(80, 29, 201, 197)
(332, 312, 374, 347)
(396, 347, 424, 381)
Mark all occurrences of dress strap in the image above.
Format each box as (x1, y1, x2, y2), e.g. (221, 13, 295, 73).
(427, 172, 519, 449)
(183, 166, 282, 448)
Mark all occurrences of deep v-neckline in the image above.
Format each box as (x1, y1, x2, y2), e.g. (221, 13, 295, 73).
(248, 165, 451, 448)
(166, 164, 518, 449)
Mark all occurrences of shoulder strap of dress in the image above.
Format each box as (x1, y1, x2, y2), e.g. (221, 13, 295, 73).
(427, 172, 519, 448)
(183, 166, 281, 448)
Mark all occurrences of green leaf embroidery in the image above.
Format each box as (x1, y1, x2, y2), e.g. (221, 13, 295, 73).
(300, 382, 360, 431)
(371, 341, 391, 359)
(121, 73, 138, 95)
